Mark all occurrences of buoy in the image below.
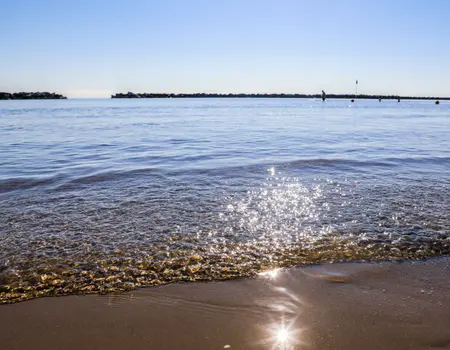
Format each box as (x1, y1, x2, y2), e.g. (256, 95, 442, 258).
(435, 100, 440, 105)
(351, 99, 355, 102)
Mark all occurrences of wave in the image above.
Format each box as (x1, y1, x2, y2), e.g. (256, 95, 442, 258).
(0, 176, 61, 194)
(283, 158, 394, 168)
(52, 168, 163, 191)
(0, 168, 159, 194)
(1, 156, 449, 193)
(282, 156, 450, 168)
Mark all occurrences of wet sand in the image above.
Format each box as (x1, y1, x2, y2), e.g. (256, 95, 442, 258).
(1, 257, 449, 350)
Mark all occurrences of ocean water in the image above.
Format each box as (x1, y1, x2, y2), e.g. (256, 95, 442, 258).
(0, 98, 449, 303)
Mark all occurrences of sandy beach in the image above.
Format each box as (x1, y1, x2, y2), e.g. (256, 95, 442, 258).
(1, 257, 449, 349)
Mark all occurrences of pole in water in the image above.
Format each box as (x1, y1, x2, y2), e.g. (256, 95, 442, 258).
(321, 90, 326, 101)
(351, 79, 358, 102)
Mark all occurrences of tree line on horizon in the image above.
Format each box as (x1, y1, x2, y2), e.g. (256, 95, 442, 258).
(111, 91, 448, 100)
(0, 91, 447, 100)
(0, 92, 67, 100)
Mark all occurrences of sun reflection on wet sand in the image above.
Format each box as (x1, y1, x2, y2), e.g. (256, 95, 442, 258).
(267, 315, 304, 350)
(257, 269, 308, 349)
(258, 268, 282, 280)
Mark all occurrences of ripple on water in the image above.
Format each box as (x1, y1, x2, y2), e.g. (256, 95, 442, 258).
(1, 173, 449, 303)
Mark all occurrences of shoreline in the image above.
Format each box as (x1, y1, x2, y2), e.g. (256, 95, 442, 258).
(1, 257, 449, 349)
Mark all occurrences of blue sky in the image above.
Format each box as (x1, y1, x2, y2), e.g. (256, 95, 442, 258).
(1, 0, 449, 97)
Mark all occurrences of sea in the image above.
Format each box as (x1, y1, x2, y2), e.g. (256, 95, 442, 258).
(0, 98, 449, 303)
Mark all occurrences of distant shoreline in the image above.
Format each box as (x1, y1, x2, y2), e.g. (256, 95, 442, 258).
(0, 92, 67, 100)
(111, 92, 448, 100)
(0, 92, 447, 100)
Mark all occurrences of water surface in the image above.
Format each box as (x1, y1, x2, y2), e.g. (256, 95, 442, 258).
(1, 98, 449, 302)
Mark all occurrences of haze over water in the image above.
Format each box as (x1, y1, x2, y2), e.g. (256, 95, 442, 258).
(1, 98, 449, 303)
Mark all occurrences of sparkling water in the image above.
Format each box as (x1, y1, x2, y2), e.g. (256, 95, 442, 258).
(1, 98, 449, 302)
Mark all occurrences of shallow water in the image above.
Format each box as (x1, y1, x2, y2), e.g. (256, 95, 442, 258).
(0, 98, 449, 302)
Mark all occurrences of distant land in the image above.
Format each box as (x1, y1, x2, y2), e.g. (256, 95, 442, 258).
(0, 91, 447, 101)
(111, 92, 449, 100)
(0, 92, 67, 100)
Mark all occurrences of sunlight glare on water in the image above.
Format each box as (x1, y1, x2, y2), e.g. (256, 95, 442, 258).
(259, 268, 282, 280)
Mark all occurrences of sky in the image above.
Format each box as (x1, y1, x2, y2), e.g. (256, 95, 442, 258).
(1, 0, 450, 98)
